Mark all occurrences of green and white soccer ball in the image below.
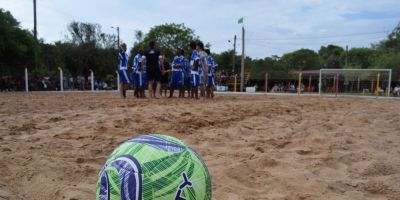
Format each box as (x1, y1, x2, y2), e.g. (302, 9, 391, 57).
(96, 134, 212, 200)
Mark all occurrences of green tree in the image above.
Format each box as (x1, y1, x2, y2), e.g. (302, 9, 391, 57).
(213, 50, 241, 73)
(66, 21, 116, 48)
(347, 48, 375, 69)
(374, 22, 400, 53)
(0, 9, 36, 77)
(132, 23, 199, 59)
(280, 49, 321, 71)
(318, 45, 345, 68)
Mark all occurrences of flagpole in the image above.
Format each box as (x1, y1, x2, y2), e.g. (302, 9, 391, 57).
(240, 25, 245, 92)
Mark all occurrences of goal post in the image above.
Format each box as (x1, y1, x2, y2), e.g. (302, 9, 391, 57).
(318, 69, 392, 97)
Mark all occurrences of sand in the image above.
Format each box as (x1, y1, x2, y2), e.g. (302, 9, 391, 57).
(0, 92, 400, 200)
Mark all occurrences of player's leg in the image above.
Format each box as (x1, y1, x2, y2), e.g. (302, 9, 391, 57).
(148, 79, 153, 98)
(140, 80, 145, 98)
(211, 76, 215, 98)
(169, 86, 174, 98)
(170, 72, 176, 98)
(153, 68, 161, 99)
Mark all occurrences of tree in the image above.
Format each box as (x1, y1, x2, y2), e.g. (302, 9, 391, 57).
(213, 50, 240, 73)
(347, 48, 375, 69)
(132, 23, 199, 60)
(374, 22, 400, 53)
(280, 49, 321, 71)
(318, 45, 345, 68)
(0, 9, 36, 77)
(66, 21, 116, 49)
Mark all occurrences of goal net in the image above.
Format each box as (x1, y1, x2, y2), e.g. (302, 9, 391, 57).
(318, 69, 392, 96)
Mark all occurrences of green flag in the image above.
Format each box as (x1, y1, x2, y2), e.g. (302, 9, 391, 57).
(238, 17, 244, 24)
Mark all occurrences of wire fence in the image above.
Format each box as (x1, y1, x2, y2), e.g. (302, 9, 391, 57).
(1, 67, 400, 98)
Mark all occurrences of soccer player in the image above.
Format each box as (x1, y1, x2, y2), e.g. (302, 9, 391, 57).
(205, 49, 217, 98)
(189, 41, 200, 99)
(133, 50, 147, 98)
(181, 49, 191, 98)
(145, 41, 162, 99)
(133, 49, 144, 98)
(196, 42, 209, 98)
(170, 48, 185, 98)
(117, 43, 131, 98)
(160, 55, 170, 97)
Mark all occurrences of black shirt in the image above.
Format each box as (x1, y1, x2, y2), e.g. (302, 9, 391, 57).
(161, 61, 170, 84)
(145, 49, 160, 69)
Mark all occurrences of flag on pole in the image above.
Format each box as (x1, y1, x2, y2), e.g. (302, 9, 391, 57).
(238, 17, 244, 24)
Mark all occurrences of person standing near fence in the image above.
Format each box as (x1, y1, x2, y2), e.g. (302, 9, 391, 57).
(189, 41, 200, 99)
(170, 48, 185, 98)
(205, 49, 216, 98)
(160, 55, 170, 97)
(118, 43, 131, 98)
(145, 41, 162, 99)
(182, 50, 191, 98)
(133, 49, 144, 98)
(197, 41, 209, 98)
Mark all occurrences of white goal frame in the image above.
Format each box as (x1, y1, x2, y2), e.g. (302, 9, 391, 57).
(318, 68, 392, 96)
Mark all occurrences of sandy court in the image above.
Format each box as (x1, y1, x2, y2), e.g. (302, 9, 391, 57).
(0, 92, 400, 200)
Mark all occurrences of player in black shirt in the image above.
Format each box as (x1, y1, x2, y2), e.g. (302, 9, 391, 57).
(145, 41, 162, 98)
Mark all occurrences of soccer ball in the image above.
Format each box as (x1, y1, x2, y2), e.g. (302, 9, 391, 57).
(96, 134, 212, 200)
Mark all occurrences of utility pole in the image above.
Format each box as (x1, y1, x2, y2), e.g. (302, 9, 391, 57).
(240, 27, 245, 92)
(232, 35, 236, 73)
(33, 0, 37, 39)
(111, 26, 120, 48)
(33, 0, 38, 72)
(117, 27, 120, 47)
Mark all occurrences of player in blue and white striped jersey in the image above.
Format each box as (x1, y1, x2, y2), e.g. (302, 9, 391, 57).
(133, 49, 144, 98)
(170, 48, 185, 98)
(133, 53, 147, 98)
(205, 49, 217, 98)
(117, 43, 131, 98)
(180, 49, 191, 98)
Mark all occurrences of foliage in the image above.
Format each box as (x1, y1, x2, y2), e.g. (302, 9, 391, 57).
(131, 23, 199, 60)
(0, 9, 36, 77)
(1, 8, 400, 85)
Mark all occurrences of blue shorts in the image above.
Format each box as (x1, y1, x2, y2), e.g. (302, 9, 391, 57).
(171, 71, 184, 87)
(207, 75, 215, 88)
(118, 70, 131, 84)
(190, 73, 200, 87)
(134, 72, 147, 88)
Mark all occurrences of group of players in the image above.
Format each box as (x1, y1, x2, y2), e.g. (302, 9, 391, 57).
(117, 41, 217, 99)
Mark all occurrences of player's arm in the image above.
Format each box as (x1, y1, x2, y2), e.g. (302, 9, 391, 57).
(140, 56, 145, 72)
(159, 55, 164, 72)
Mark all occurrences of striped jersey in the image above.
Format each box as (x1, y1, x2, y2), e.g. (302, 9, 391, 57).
(118, 49, 129, 70)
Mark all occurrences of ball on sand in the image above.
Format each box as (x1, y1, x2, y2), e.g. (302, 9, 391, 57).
(96, 134, 212, 200)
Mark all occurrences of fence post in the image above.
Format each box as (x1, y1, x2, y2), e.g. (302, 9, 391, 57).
(234, 75, 237, 92)
(318, 70, 322, 95)
(25, 67, 29, 93)
(336, 73, 339, 97)
(297, 72, 302, 96)
(58, 67, 63, 92)
(265, 72, 268, 93)
(376, 73, 380, 97)
(90, 69, 94, 91)
(387, 69, 392, 97)
(116, 70, 120, 92)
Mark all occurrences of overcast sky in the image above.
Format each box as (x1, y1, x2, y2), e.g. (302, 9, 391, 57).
(2, 0, 400, 58)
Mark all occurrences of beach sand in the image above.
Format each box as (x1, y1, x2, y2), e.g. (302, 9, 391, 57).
(0, 92, 399, 200)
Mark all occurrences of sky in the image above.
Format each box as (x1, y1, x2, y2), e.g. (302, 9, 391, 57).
(1, 0, 400, 58)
